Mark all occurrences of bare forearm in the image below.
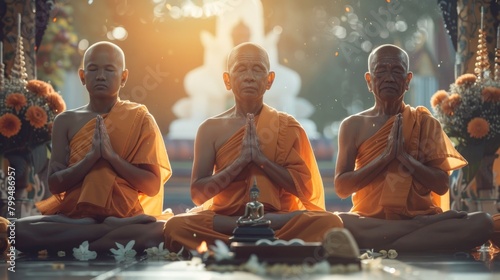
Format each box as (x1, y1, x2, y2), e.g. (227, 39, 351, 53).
(335, 154, 391, 198)
(397, 154, 449, 195)
(48, 154, 98, 194)
(191, 159, 248, 205)
(106, 154, 160, 196)
(257, 158, 296, 196)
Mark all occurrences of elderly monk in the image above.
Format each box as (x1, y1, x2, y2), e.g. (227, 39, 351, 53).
(335, 44, 493, 251)
(163, 42, 346, 251)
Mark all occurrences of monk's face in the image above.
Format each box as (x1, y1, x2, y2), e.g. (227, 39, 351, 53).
(79, 43, 128, 99)
(365, 47, 412, 102)
(223, 44, 275, 100)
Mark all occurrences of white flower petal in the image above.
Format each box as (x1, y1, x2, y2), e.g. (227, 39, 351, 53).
(110, 248, 120, 255)
(124, 240, 135, 251)
(116, 242, 125, 250)
(125, 249, 137, 258)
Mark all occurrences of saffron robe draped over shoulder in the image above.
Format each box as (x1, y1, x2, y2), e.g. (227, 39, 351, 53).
(36, 100, 172, 220)
(351, 105, 467, 219)
(204, 104, 325, 214)
(164, 104, 342, 250)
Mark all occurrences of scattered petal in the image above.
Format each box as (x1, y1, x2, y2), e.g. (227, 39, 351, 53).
(57, 251, 66, 257)
(387, 249, 398, 259)
(73, 241, 97, 261)
(51, 263, 65, 270)
(243, 254, 266, 275)
(379, 249, 388, 258)
(110, 240, 136, 261)
(210, 239, 233, 261)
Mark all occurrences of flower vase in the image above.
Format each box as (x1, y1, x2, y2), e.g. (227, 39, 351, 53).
(468, 153, 499, 214)
(450, 153, 499, 214)
(475, 154, 498, 191)
(477, 153, 499, 214)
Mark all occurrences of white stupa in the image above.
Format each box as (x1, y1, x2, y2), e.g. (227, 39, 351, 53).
(168, 0, 318, 139)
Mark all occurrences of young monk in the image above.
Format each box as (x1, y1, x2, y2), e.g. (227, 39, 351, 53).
(335, 44, 494, 251)
(35, 41, 172, 220)
(14, 41, 172, 253)
(162, 42, 355, 254)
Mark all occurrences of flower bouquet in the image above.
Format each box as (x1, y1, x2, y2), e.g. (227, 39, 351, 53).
(0, 79, 65, 154)
(431, 73, 500, 187)
(431, 21, 500, 194)
(1, 34, 66, 156)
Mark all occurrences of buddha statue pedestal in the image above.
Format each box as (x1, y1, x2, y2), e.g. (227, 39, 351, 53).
(230, 224, 276, 243)
(229, 178, 276, 243)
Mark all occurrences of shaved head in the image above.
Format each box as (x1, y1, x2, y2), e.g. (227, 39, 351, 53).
(227, 42, 270, 71)
(368, 44, 409, 73)
(83, 41, 126, 70)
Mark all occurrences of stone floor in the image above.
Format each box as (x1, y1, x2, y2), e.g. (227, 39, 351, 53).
(2, 248, 499, 280)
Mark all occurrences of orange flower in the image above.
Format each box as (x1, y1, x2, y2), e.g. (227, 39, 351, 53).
(45, 92, 66, 113)
(455, 73, 476, 85)
(481, 86, 500, 102)
(25, 106, 48, 129)
(440, 98, 452, 115)
(447, 93, 461, 108)
(440, 94, 461, 116)
(0, 113, 22, 138)
(26, 80, 53, 97)
(5, 93, 27, 112)
(430, 90, 449, 108)
(467, 117, 490, 139)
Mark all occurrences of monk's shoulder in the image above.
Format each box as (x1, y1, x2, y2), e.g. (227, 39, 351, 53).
(412, 106, 443, 131)
(339, 114, 366, 131)
(197, 114, 232, 135)
(198, 116, 221, 129)
(277, 110, 299, 126)
(119, 100, 148, 113)
(54, 106, 97, 138)
(414, 105, 433, 119)
(53, 107, 84, 126)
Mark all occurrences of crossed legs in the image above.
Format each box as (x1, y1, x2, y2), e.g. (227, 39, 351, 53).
(339, 210, 494, 251)
(17, 214, 165, 254)
(16, 210, 495, 254)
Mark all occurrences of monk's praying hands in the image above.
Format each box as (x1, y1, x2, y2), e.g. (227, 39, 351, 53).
(90, 114, 102, 161)
(97, 115, 117, 162)
(384, 113, 407, 164)
(246, 113, 265, 166)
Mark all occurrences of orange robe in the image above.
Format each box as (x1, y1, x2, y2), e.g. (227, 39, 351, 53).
(351, 105, 467, 219)
(36, 100, 171, 220)
(164, 104, 342, 250)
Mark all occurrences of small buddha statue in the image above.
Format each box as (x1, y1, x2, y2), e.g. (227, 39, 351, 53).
(236, 178, 271, 227)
